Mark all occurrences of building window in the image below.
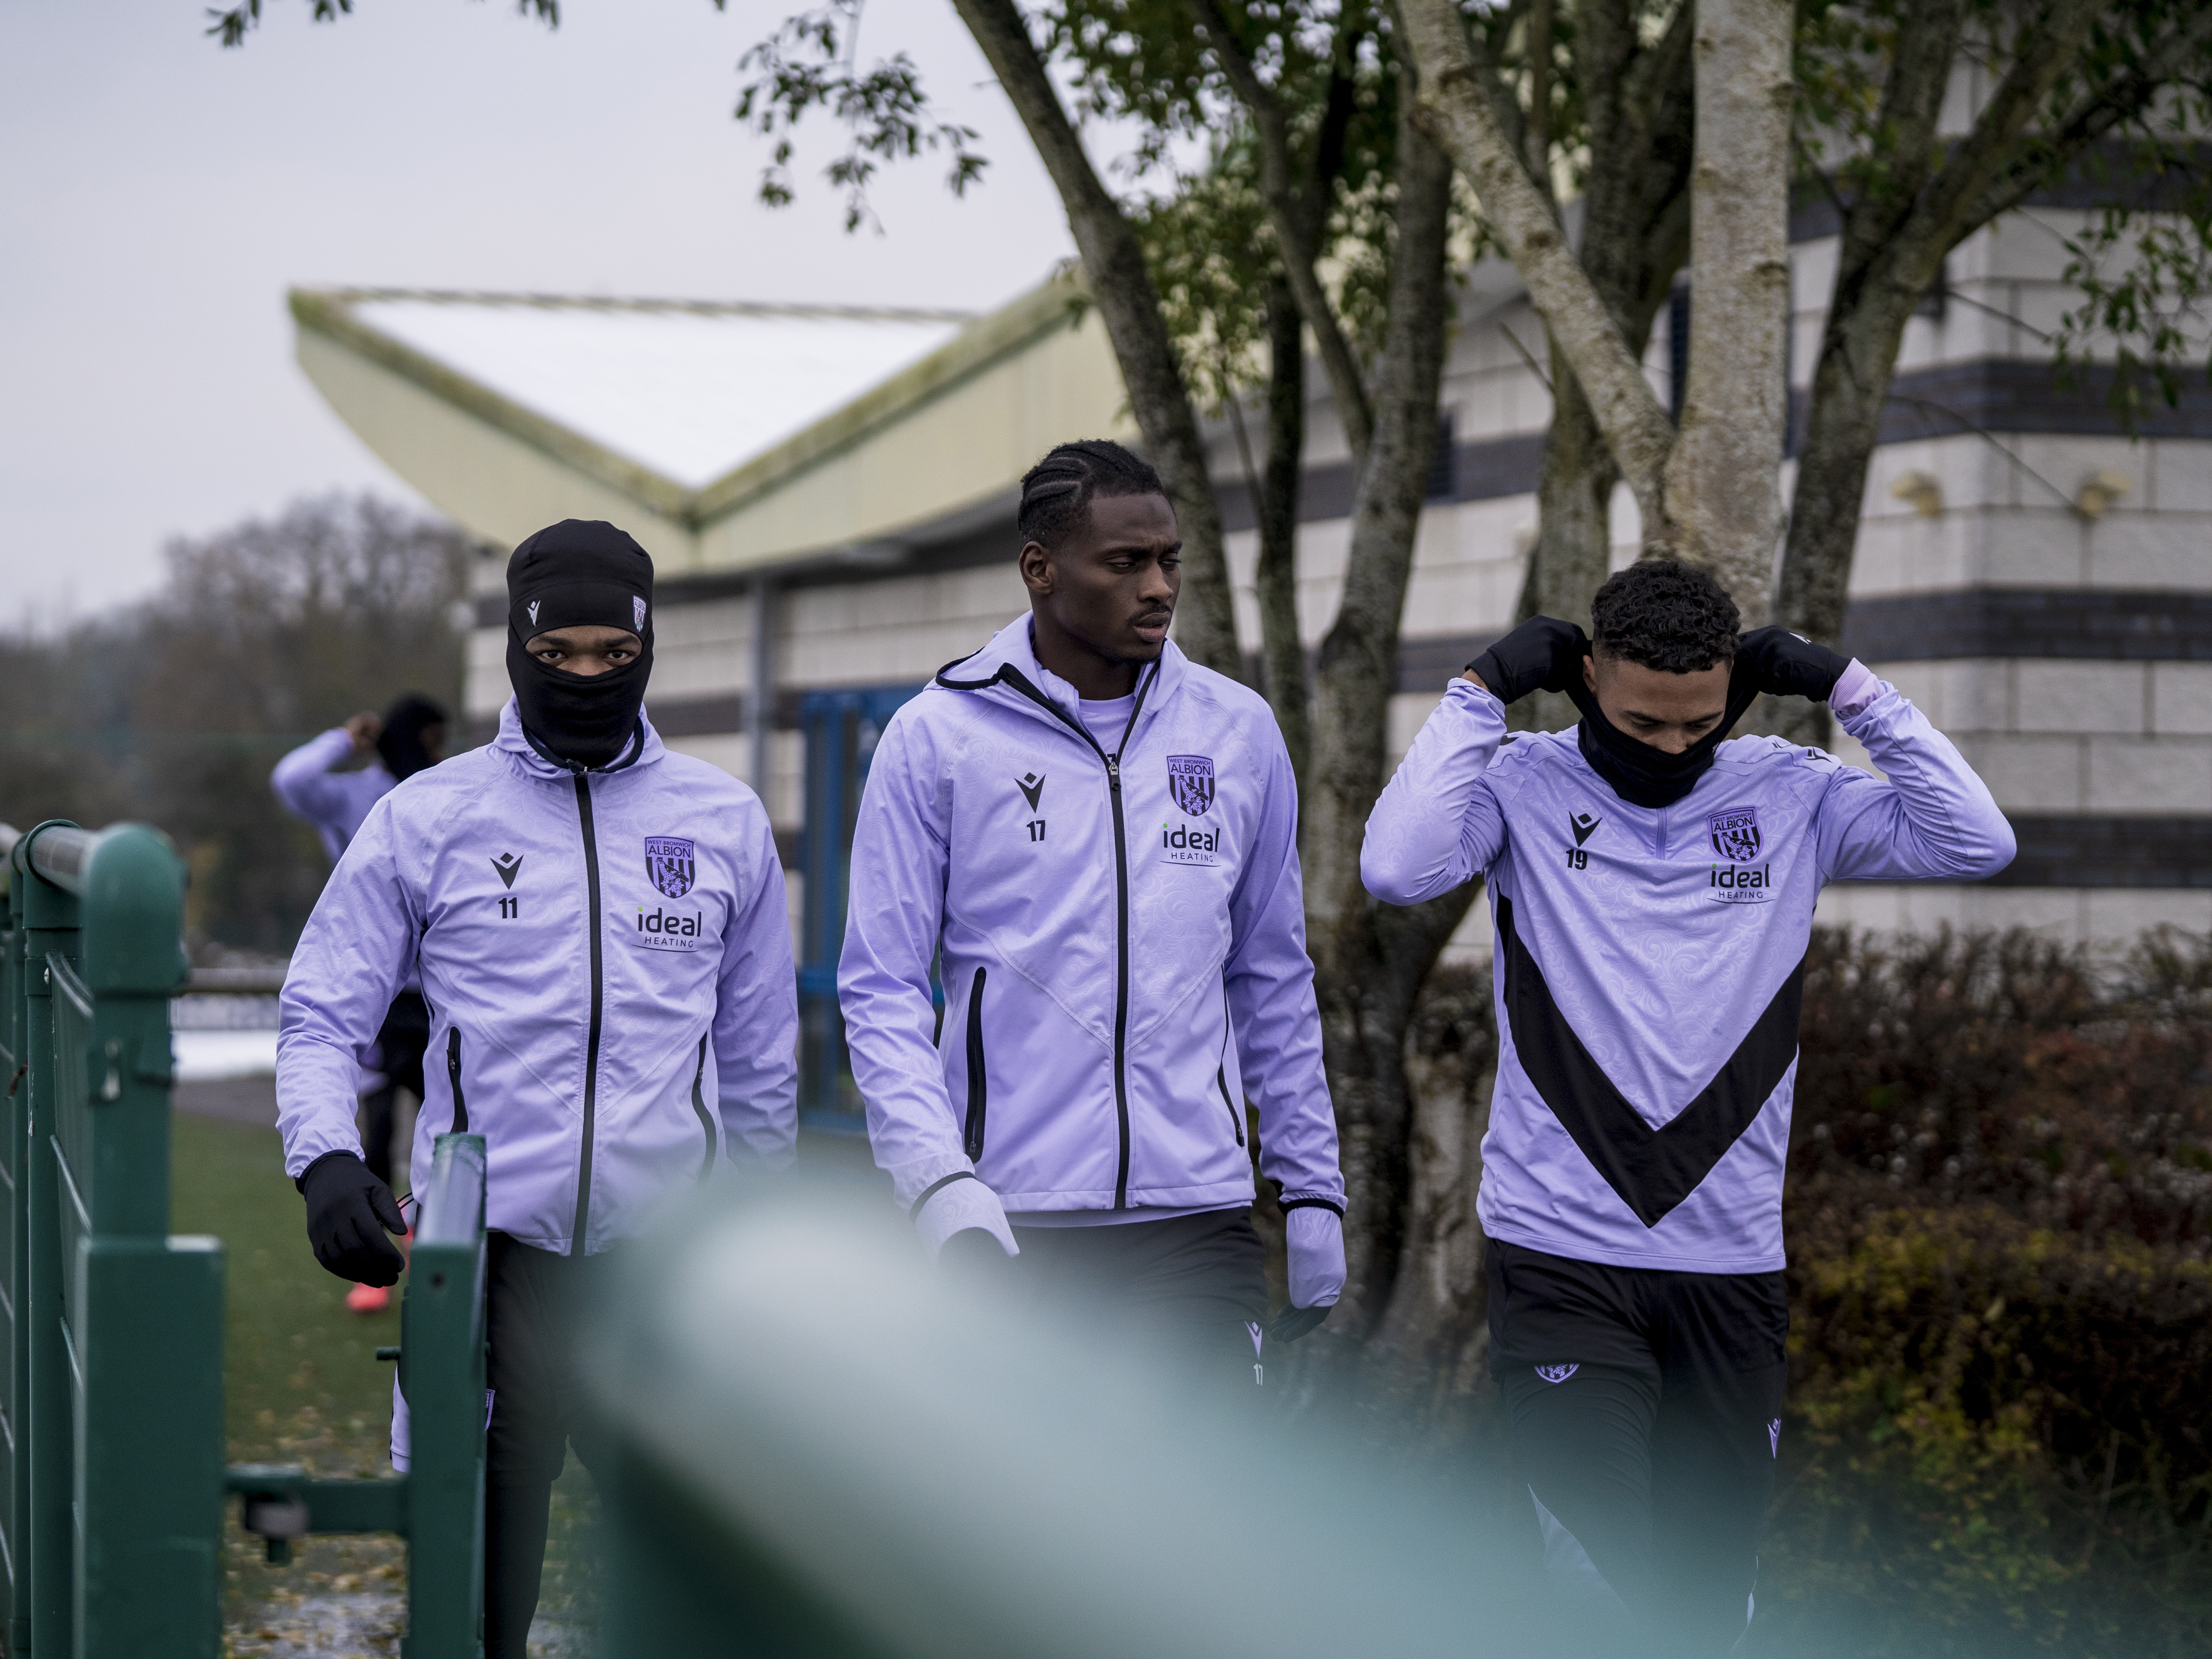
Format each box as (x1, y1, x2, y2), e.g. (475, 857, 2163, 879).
(1916, 261, 1949, 320)
(1427, 410, 1458, 501)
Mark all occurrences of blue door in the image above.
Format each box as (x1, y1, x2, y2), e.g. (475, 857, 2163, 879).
(798, 684, 924, 1124)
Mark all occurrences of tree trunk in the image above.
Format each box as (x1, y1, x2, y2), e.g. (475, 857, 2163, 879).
(950, 0, 1242, 678)
(1767, 280, 1924, 743)
(1513, 342, 1621, 734)
(1187, 0, 1375, 464)
(1768, 0, 2139, 742)
(1303, 108, 1473, 1330)
(1372, 966, 1495, 1382)
(1658, 0, 1792, 621)
(1254, 279, 1312, 791)
(1400, 0, 1678, 548)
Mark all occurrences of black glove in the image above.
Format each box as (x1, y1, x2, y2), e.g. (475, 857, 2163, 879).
(1270, 1304, 1331, 1344)
(1736, 626, 1851, 703)
(1466, 617, 1588, 704)
(299, 1151, 408, 1286)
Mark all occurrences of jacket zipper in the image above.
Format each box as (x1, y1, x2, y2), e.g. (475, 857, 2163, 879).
(963, 967, 989, 1160)
(1215, 1068, 1245, 1148)
(1043, 670, 1155, 1207)
(446, 1028, 469, 1134)
(688, 1034, 715, 1182)
(571, 775, 606, 1254)
(1215, 986, 1243, 1146)
(933, 656, 1159, 1209)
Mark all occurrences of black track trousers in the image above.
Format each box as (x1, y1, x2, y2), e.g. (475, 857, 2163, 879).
(1486, 1238, 1787, 1658)
(482, 1232, 618, 1659)
(356, 991, 429, 1189)
(1008, 1209, 1268, 1400)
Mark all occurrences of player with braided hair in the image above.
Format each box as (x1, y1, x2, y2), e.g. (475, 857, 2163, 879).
(840, 438, 1345, 1392)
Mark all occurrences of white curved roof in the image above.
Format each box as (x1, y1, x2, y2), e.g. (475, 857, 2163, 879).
(338, 292, 971, 491)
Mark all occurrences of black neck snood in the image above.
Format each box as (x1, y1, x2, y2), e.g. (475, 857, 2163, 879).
(505, 520, 655, 770)
(1565, 660, 1761, 809)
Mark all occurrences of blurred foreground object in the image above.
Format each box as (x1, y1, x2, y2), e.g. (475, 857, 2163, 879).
(582, 1174, 1547, 1659)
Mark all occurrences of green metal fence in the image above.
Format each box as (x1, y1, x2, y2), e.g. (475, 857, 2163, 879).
(0, 820, 489, 1659)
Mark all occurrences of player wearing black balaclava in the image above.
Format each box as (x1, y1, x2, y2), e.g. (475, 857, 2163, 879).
(505, 518, 655, 769)
(280, 514, 797, 1659)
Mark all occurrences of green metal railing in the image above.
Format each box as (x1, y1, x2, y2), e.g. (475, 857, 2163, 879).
(0, 820, 489, 1659)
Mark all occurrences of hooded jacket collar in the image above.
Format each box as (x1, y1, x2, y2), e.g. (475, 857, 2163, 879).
(936, 615, 1184, 742)
(493, 696, 665, 781)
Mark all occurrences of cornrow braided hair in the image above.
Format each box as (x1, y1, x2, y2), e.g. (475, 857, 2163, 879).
(1016, 440, 1166, 552)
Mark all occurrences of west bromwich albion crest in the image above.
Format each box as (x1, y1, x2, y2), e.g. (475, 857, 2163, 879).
(1167, 754, 1215, 817)
(1708, 807, 1761, 864)
(645, 837, 696, 899)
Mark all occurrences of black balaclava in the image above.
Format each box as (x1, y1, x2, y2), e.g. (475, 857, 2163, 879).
(1564, 637, 1761, 810)
(504, 520, 654, 770)
(376, 693, 448, 781)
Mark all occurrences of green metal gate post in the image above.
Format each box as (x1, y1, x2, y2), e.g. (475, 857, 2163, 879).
(16, 821, 83, 1659)
(228, 1132, 488, 1659)
(19, 822, 221, 1657)
(0, 822, 24, 1649)
(400, 1132, 489, 1659)
(0, 814, 493, 1656)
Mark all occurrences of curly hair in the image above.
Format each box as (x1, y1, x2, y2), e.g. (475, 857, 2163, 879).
(1589, 559, 1741, 673)
(1017, 439, 1167, 551)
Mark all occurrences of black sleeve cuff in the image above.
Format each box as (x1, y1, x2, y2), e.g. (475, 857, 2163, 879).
(1279, 1196, 1346, 1219)
(907, 1169, 980, 1219)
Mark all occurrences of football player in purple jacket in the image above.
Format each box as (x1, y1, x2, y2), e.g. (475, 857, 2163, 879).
(1362, 560, 2014, 1651)
(839, 440, 1346, 1391)
(279, 520, 797, 1657)
(272, 693, 448, 1313)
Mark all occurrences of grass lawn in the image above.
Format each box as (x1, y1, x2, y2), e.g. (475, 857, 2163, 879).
(174, 1111, 596, 1657)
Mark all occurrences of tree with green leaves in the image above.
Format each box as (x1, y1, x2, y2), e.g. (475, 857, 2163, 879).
(1403, 0, 2212, 739)
(216, 0, 2212, 1380)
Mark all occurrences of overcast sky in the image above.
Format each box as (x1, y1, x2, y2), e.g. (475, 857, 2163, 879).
(0, 0, 1081, 623)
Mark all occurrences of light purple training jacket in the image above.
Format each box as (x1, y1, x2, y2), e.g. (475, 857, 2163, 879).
(272, 728, 395, 862)
(839, 617, 1344, 1218)
(277, 701, 798, 1253)
(1362, 674, 2015, 1274)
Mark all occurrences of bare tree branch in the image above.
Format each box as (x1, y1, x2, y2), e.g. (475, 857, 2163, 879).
(1186, 0, 1376, 462)
(950, 0, 1243, 678)
(1399, 0, 1680, 549)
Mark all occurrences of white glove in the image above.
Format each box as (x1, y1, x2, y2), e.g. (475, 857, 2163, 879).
(390, 1373, 410, 1472)
(1285, 1206, 1345, 1309)
(912, 1174, 1019, 1263)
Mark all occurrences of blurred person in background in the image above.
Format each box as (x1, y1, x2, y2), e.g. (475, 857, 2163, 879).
(276, 519, 797, 1659)
(839, 440, 1345, 1399)
(272, 692, 448, 1312)
(1362, 561, 2015, 1654)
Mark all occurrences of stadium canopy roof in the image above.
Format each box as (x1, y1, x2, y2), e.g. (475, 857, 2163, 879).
(290, 278, 1130, 586)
